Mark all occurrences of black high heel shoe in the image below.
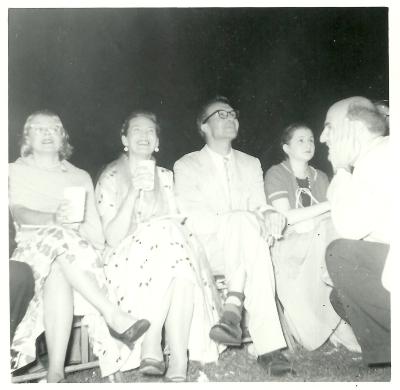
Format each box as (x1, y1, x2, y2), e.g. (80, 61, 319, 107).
(108, 319, 150, 349)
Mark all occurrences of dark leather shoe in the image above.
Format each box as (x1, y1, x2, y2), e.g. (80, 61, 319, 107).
(139, 358, 166, 376)
(209, 321, 242, 346)
(109, 319, 150, 349)
(257, 350, 296, 376)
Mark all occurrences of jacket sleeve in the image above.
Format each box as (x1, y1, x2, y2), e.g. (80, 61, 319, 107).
(173, 158, 220, 236)
(248, 158, 274, 212)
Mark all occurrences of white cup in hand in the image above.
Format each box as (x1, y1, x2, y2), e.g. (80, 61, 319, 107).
(63, 186, 86, 223)
(135, 160, 156, 191)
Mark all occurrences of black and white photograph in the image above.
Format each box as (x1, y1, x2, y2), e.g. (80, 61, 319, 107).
(5, 0, 396, 385)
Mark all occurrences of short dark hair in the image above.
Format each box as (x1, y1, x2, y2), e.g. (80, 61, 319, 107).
(280, 122, 312, 148)
(196, 96, 232, 137)
(121, 110, 161, 137)
(346, 101, 386, 136)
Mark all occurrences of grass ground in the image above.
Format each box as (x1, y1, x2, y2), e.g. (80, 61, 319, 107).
(65, 342, 390, 383)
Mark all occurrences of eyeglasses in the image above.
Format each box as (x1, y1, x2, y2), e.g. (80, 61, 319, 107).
(30, 125, 62, 135)
(202, 109, 239, 124)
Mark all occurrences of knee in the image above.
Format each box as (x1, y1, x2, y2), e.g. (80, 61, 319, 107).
(325, 239, 350, 281)
(46, 261, 65, 284)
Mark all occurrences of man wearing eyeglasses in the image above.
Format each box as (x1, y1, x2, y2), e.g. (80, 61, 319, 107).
(174, 96, 294, 376)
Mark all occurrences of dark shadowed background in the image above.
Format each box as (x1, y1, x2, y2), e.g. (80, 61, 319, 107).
(8, 7, 388, 180)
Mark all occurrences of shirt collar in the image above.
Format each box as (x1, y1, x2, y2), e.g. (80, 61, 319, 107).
(205, 144, 234, 163)
(281, 160, 316, 181)
(354, 136, 387, 168)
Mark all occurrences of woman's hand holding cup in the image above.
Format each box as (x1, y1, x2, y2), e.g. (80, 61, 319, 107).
(54, 199, 73, 225)
(131, 161, 155, 192)
(56, 187, 86, 225)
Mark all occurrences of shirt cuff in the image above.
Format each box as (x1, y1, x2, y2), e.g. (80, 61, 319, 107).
(255, 204, 275, 214)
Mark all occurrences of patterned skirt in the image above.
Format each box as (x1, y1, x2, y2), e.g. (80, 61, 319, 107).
(103, 217, 224, 370)
(10, 225, 135, 377)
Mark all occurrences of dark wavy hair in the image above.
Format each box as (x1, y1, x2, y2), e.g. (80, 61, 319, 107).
(20, 109, 73, 160)
(120, 110, 161, 137)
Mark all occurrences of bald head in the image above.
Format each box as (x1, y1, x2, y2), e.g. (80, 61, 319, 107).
(320, 96, 387, 167)
(327, 96, 386, 136)
(330, 96, 375, 112)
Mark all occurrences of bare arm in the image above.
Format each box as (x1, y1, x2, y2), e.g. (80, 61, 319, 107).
(10, 198, 75, 226)
(271, 198, 330, 225)
(99, 165, 160, 247)
(11, 205, 56, 226)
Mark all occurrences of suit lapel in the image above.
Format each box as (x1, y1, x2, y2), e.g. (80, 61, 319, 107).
(198, 146, 231, 212)
(230, 149, 245, 209)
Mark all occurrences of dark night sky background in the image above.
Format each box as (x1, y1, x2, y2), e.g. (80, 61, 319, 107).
(8, 7, 389, 180)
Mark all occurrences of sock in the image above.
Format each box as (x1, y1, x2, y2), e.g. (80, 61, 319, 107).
(225, 295, 243, 307)
(221, 291, 244, 325)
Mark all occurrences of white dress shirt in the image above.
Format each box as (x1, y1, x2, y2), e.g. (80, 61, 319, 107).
(327, 136, 390, 244)
(205, 145, 234, 206)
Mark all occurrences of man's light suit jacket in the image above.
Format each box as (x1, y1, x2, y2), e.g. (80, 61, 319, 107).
(174, 146, 273, 246)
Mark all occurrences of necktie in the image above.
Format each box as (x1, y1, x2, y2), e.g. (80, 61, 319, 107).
(223, 156, 232, 210)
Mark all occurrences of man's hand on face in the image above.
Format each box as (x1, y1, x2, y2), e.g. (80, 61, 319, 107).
(328, 118, 360, 173)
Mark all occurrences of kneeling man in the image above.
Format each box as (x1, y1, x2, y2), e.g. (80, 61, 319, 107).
(321, 96, 390, 367)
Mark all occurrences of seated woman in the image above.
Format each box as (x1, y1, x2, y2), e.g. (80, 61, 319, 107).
(9, 110, 150, 382)
(264, 123, 359, 351)
(95, 110, 223, 382)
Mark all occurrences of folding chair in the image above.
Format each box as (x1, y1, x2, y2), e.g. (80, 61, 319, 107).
(11, 317, 99, 383)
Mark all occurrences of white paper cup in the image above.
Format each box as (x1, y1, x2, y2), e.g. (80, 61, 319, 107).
(63, 186, 86, 223)
(137, 160, 156, 191)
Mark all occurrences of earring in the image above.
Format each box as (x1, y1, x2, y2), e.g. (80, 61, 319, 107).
(123, 146, 128, 152)
(154, 146, 160, 153)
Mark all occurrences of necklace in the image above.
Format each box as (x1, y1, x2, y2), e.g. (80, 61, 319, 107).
(295, 176, 311, 207)
(281, 162, 318, 208)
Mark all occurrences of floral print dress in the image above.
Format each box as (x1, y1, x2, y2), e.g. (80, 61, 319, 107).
(95, 156, 224, 369)
(9, 157, 136, 377)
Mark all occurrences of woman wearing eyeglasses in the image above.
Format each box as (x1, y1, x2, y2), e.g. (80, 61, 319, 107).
(95, 110, 223, 382)
(9, 110, 150, 382)
(264, 123, 360, 352)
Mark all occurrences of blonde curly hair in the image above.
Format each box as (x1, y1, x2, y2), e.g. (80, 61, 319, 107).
(20, 109, 73, 160)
